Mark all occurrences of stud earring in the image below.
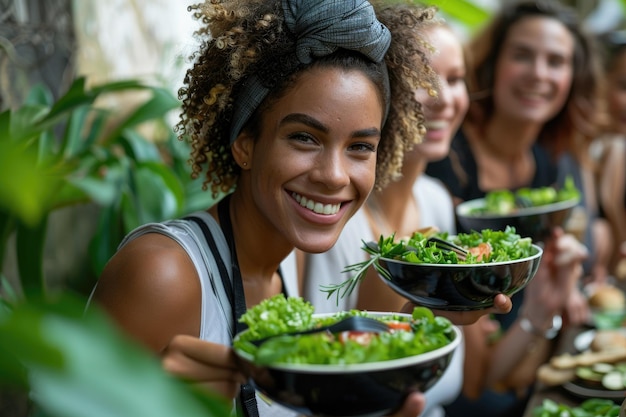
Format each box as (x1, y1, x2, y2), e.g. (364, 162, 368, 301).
(242, 162, 247, 167)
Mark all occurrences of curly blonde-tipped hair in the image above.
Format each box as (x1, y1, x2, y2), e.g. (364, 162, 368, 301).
(176, 0, 438, 197)
(372, 1, 439, 188)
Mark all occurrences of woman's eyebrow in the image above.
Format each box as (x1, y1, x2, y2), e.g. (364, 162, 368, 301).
(281, 113, 328, 133)
(281, 113, 381, 138)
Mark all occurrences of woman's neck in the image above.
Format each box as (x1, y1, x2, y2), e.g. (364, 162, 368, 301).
(216, 192, 291, 306)
(366, 178, 422, 238)
(466, 116, 541, 190)
(482, 116, 541, 160)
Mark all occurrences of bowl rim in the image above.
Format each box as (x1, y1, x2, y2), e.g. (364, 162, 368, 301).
(378, 243, 543, 268)
(455, 196, 579, 219)
(234, 312, 462, 374)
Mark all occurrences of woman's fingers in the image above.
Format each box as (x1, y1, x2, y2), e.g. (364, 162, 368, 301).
(553, 233, 588, 266)
(161, 334, 247, 398)
(491, 293, 513, 314)
(387, 392, 425, 417)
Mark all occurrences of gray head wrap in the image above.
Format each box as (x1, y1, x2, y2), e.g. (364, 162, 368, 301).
(229, 0, 392, 144)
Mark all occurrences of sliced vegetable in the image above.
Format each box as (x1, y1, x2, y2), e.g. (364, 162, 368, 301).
(532, 398, 620, 417)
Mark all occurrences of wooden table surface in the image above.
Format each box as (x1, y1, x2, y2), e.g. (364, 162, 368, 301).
(522, 324, 626, 417)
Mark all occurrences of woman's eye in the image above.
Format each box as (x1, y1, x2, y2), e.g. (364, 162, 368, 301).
(547, 55, 567, 69)
(448, 75, 466, 86)
(349, 142, 377, 153)
(512, 51, 532, 62)
(287, 132, 317, 144)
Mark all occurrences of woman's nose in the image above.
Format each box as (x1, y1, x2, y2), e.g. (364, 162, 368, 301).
(530, 58, 550, 79)
(310, 151, 351, 189)
(431, 82, 452, 109)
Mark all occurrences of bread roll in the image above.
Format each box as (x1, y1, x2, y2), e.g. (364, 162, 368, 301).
(588, 286, 626, 311)
(591, 330, 626, 352)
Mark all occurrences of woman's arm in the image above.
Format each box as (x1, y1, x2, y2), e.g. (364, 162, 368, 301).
(91, 233, 247, 400)
(598, 139, 626, 259)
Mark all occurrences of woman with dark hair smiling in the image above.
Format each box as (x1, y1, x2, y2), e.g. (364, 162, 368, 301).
(87, 1, 474, 416)
(426, 1, 598, 416)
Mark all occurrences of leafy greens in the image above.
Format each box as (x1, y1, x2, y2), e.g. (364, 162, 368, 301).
(321, 226, 533, 304)
(234, 294, 455, 366)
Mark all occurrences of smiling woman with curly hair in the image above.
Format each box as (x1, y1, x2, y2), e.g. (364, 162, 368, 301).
(176, 0, 438, 197)
(90, 1, 444, 416)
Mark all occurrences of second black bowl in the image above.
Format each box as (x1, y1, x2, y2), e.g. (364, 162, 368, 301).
(377, 244, 543, 311)
(455, 198, 578, 241)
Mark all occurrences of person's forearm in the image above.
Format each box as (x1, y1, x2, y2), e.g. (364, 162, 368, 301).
(485, 316, 556, 386)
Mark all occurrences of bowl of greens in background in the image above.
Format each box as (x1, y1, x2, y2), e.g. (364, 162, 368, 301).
(373, 228, 543, 311)
(233, 295, 461, 417)
(455, 179, 580, 242)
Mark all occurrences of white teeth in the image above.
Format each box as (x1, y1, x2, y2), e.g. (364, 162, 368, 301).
(292, 192, 340, 215)
(425, 120, 448, 130)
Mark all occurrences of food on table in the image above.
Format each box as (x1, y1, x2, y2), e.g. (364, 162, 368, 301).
(536, 364, 576, 386)
(591, 330, 626, 352)
(588, 286, 626, 329)
(589, 286, 626, 311)
(550, 349, 626, 369)
(575, 361, 626, 390)
(233, 294, 456, 366)
(470, 176, 580, 216)
(538, 344, 626, 389)
(532, 398, 620, 417)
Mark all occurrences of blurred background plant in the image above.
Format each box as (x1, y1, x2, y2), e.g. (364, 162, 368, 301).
(0, 76, 217, 298)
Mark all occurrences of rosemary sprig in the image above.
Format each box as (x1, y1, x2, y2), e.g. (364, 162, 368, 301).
(320, 235, 395, 306)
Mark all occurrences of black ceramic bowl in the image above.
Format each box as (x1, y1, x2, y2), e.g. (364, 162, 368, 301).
(377, 244, 543, 311)
(234, 312, 462, 417)
(455, 198, 579, 242)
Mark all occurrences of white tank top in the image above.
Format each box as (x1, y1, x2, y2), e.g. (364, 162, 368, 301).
(90, 211, 300, 417)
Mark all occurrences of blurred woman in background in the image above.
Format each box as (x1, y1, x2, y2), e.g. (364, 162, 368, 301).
(596, 31, 626, 277)
(426, 1, 599, 416)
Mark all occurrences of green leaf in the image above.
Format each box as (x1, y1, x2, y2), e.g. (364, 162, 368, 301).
(88, 205, 124, 276)
(16, 217, 48, 297)
(0, 295, 231, 417)
(102, 87, 180, 145)
(0, 139, 64, 226)
(419, 0, 490, 29)
(130, 162, 186, 225)
(24, 84, 54, 107)
(60, 106, 92, 159)
(7, 105, 50, 143)
(120, 129, 162, 162)
(119, 87, 180, 128)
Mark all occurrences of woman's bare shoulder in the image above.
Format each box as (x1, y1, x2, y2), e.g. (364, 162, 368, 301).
(91, 232, 202, 352)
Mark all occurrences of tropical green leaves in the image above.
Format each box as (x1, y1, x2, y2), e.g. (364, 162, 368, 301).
(0, 295, 231, 417)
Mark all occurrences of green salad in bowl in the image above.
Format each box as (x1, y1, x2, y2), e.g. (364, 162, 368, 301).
(323, 227, 543, 311)
(233, 295, 461, 417)
(456, 177, 580, 242)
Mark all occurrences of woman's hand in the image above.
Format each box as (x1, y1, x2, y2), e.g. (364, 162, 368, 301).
(161, 334, 247, 399)
(564, 285, 590, 326)
(387, 392, 425, 417)
(521, 228, 588, 326)
(401, 293, 512, 325)
(434, 293, 512, 325)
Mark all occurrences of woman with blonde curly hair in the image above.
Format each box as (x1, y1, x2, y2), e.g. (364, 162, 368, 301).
(88, 0, 463, 416)
(296, 5, 475, 417)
